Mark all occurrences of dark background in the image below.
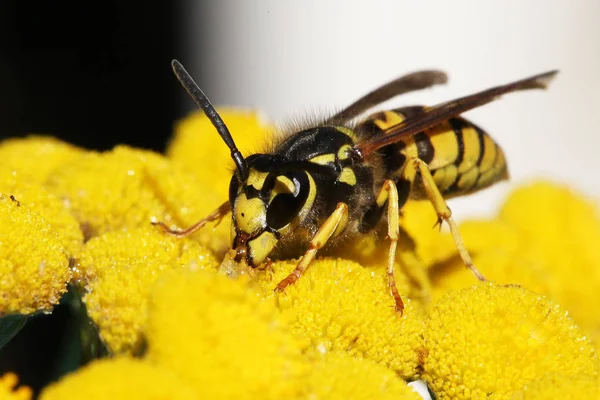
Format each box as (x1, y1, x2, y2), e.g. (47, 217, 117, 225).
(0, 2, 191, 394)
(0, 2, 188, 152)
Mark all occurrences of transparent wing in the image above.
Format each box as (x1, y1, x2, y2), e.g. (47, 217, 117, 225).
(327, 70, 448, 124)
(355, 70, 558, 157)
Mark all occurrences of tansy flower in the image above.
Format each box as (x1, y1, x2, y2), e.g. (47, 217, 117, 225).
(499, 373, 600, 399)
(0, 194, 71, 315)
(305, 351, 422, 400)
(145, 269, 309, 400)
(0, 166, 83, 259)
(39, 357, 197, 400)
(427, 219, 551, 304)
(499, 180, 600, 341)
(80, 226, 218, 353)
(46, 145, 230, 253)
(167, 109, 273, 197)
(422, 283, 599, 399)
(0, 373, 32, 400)
(0, 135, 83, 183)
(256, 258, 425, 380)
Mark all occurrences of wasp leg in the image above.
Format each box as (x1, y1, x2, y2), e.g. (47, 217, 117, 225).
(275, 202, 349, 292)
(410, 158, 486, 281)
(152, 201, 231, 238)
(373, 180, 406, 314)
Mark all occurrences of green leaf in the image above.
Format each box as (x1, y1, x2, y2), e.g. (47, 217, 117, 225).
(0, 314, 27, 349)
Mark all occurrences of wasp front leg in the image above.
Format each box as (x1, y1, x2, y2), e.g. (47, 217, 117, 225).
(152, 201, 231, 238)
(408, 158, 486, 282)
(275, 202, 349, 292)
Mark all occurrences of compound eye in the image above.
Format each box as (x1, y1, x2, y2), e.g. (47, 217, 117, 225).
(266, 171, 309, 230)
(228, 175, 239, 207)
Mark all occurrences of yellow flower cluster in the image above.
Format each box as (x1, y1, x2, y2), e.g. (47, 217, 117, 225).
(255, 258, 424, 380)
(40, 358, 198, 400)
(403, 180, 600, 346)
(3, 110, 600, 399)
(0, 194, 70, 315)
(422, 283, 598, 399)
(0, 373, 32, 400)
(80, 227, 218, 353)
(42, 269, 420, 399)
(503, 373, 600, 399)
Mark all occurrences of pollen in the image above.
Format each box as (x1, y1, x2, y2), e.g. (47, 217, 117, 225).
(422, 283, 598, 399)
(0, 194, 71, 315)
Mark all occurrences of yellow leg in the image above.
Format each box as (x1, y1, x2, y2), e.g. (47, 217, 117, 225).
(152, 201, 230, 238)
(275, 202, 348, 292)
(375, 180, 405, 313)
(411, 158, 486, 281)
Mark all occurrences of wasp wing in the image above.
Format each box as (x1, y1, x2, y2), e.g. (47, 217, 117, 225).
(327, 70, 448, 124)
(355, 70, 558, 158)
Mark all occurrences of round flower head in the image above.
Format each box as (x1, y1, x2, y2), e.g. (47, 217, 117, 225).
(498, 373, 600, 400)
(39, 357, 197, 400)
(47, 145, 229, 253)
(0, 135, 83, 183)
(146, 269, 309, 400)
(427, 219, 551, 304)
(422, 283, 599, 399)
(80, 226, 218, 353)
(0, 166, 83, 259)
(0, 373, 32, 400)
(499, 180, 600, 339)
(167, 109, 273, 196)
(305, 351, 422, 400)
(256, 258, 425, 380)
(0, 194, 70, 315)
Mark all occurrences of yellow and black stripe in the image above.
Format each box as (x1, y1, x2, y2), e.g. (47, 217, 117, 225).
(355, 107, 508, 199)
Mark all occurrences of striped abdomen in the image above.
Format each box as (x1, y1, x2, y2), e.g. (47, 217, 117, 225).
(355, 106, 509, 199)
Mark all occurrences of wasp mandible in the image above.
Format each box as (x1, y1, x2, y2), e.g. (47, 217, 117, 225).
(155, 60, 557, 313)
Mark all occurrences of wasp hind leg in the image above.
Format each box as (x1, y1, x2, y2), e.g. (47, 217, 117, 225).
(152, 201, 231, 238)
(410, 158, 486, 281)
(275, 202, 349, 292)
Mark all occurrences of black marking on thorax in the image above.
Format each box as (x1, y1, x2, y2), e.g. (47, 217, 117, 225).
(275, 126, 355, 161)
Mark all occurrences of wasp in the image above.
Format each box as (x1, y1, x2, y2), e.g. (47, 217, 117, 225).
(155, 59, 557, 313)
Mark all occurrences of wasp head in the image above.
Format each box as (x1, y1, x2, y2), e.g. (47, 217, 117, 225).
(228, 154, 314, 266)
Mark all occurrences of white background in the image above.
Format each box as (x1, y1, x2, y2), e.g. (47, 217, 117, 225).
(186, 0, 600, 219)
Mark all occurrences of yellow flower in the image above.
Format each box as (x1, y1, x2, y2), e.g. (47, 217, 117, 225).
(166, 110, 274, 255)
(0, 373, 32, 400)
(146, 269, 309, 400)
(427, 219, 551, 304)
(0, 167, 83, 259)
(422, 283, 599, 399)
(0, 135, 83, 183)
(80, 227, 218, 353)
(256, 258, 425, 380)
(46, 145, 230, 253)
(305, 351, 422, 400)
(39, 357, 197, 400)
(0, 194, 70, 315)
(499, 180, 600, 339)
(501, 373, 600, 400)
(167, 109, 273, 197)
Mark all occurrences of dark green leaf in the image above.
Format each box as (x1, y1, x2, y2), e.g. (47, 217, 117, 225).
(0, 314, 27, 349)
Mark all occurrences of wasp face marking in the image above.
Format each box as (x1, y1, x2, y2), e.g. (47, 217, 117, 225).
(229, 155, 315, 266)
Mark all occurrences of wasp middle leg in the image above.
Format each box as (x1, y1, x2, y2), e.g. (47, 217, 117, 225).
(275, 202, 349, 292)
(152, 201, 231, 238)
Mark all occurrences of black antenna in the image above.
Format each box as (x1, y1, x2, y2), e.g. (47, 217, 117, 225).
(171, 59, 248, 180)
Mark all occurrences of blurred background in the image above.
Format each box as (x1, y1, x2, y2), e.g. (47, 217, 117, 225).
(1, 0, 599, 394)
